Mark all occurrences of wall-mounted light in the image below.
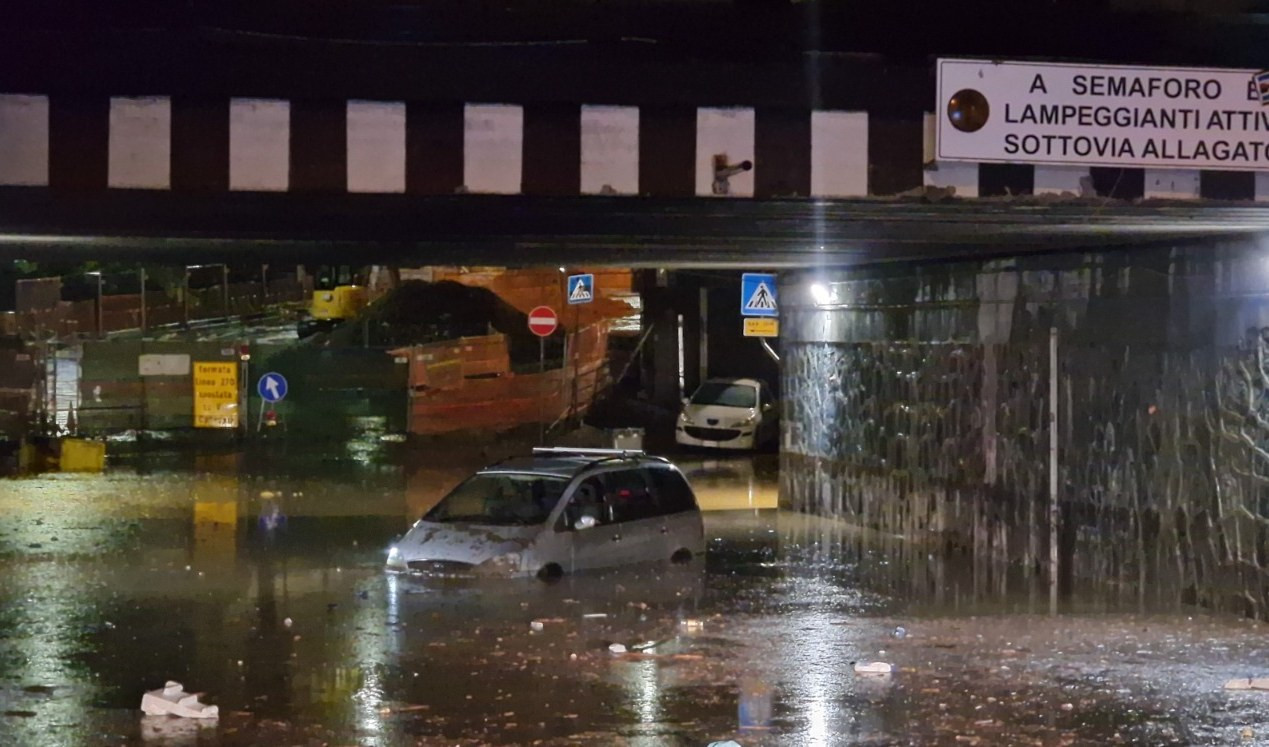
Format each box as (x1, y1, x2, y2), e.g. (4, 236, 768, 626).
(810, 283, 832, 306)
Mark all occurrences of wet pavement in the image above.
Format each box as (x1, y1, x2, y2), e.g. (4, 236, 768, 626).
(1, 448, 1268, 746)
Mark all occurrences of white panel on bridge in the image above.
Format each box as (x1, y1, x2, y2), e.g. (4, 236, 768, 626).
(1144, 169, 1200, 200)
(108, 97, 171, 190)
(924, 162, 979, 196)
(1259, 172, 1269, 203)
(229, 98, 290, 192)
(463, 104, 523, 194)
(0, 95, 49, 186)
(580, 105, 639, 195)
(696, 107, 755, 197)
(1034, 165, 1090, 196)
(810, 110, 868, 197)
(346, 100, 406, 193)
(923, 112, 978, 197)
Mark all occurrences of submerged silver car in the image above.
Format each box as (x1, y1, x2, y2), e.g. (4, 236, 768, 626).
(386, 448, 705, 579)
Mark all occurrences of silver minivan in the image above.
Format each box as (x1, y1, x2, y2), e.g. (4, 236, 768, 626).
(386, 448, 705, 579)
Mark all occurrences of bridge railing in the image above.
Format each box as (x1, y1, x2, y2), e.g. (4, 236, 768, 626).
(11, 278, 306, 339)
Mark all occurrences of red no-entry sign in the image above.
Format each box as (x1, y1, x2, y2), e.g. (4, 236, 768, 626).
(527, 306, 558, 337)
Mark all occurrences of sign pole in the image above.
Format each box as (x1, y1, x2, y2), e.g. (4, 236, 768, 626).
(139, 266, 147, 336)
(538, 337, 545, 445)
(571, 303, 579, 424)
(240, 346, 249, 440)
(1049, 326, 1060, 615)
(526, 306, 559, 444)
(564, 273, 595, 426)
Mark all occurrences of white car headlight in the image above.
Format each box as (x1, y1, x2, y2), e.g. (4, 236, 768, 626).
(477, 552, 522, 574)
(678, 410, 689, 423)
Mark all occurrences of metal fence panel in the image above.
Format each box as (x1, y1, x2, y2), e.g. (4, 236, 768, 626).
(78, 341, 240, 434)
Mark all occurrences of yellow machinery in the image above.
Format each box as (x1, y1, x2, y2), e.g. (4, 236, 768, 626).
(297, 266, 368, 338)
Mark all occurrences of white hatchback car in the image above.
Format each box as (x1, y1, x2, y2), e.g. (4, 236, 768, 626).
(675, 378, 777, 450)
(387, 448, 705, 579)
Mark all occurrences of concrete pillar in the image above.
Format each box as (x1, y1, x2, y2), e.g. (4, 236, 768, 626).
(637, 270, 708, 408)
(649, 302, 680, 409)
(699, 286, 709, 384)
(681, 285, 703, 397)
(638, 270, 683, 410)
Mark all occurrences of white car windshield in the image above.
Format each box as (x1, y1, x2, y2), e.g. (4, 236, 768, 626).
(691, 382, 757, 408)
(423, 473, 569, 526)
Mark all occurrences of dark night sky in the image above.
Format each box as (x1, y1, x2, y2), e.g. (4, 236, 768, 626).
(0, 2, 1266, 109)
(5, 1, 1269, 64)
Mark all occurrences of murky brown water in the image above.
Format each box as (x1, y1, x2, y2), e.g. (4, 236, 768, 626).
(1, 447, 1267, 745)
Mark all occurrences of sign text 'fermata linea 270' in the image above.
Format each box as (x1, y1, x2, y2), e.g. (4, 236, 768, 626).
(937, 58, 1269, 171)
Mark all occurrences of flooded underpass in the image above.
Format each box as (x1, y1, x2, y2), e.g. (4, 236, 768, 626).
(1, 448, 1267, 746)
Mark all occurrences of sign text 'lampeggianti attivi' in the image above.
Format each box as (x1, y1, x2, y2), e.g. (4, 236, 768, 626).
(937, 58, 1269, 171)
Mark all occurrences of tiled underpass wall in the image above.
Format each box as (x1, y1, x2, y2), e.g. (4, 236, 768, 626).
(780, 242, 1269, 619)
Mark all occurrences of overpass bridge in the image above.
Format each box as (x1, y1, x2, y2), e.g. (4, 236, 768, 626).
(2, 31, 1268, 619)
(1, 189, 1267, 266)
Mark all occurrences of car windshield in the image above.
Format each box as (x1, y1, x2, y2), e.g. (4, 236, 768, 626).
(691, 382, 757, 408)
(422, 473, 569, 526)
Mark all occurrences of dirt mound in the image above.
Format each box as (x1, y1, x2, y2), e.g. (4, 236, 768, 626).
(324, 280, 563, 364)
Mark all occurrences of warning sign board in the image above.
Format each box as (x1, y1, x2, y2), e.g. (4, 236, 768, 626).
(743, 318, 779, 338)
(938, 58, 1269, 171)
(193, 361, 239, 429)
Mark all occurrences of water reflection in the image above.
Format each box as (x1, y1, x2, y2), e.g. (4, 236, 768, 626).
(678, 456, 778, 512)
(140, 714, 216, 745)
(0, 453, 1266, 744)
(737, 675, 773, 730)
(244, 549, 294, 718)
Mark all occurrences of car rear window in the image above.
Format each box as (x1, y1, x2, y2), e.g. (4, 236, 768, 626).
(646, 468, 698, 515)
(604, 469, 658, 523)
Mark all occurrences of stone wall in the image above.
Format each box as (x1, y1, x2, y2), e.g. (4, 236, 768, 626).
(780, 240, 1269, 619)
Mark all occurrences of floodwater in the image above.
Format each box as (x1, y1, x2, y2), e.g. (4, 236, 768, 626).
(1, 447, 1267, 746)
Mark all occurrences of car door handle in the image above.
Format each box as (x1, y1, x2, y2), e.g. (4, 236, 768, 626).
(611, 534, 622, 542)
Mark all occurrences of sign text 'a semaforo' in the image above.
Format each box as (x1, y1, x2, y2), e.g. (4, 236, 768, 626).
(937, 58, 1269, 171)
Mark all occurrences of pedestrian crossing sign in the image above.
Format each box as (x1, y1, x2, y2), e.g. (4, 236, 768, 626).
(741, 273, 778, 317)
(567, 273, 594, 305)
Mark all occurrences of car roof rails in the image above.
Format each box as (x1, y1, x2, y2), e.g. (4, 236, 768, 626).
(529, 447, 673, 467)
(484, 447, 638, 469)
(532, 447, 644, 458)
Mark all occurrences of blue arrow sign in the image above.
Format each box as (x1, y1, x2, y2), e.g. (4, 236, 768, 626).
(741, 273, 778, 317)
(257, 372, 288, 403)
(567, 273, 594, 305)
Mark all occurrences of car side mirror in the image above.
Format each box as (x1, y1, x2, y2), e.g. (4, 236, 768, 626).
(575, 515, 598, 530)
(762, 403, 774, 412)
